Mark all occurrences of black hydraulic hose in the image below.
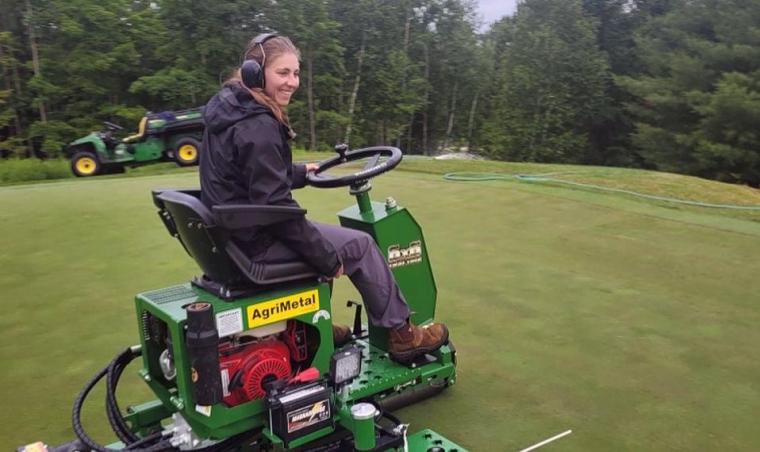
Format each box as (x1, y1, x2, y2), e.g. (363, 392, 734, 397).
(105, 349, 131, 443)
(72, 364, 111, 452)
(106, 347, 140, 444)
(72, 351, 175, 452)
(74, 348, 256, 452)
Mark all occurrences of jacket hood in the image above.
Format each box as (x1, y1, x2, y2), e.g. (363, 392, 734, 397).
(203, 83, 270, 133)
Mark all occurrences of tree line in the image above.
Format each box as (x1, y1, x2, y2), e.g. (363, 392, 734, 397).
(1, 0, 759, 186)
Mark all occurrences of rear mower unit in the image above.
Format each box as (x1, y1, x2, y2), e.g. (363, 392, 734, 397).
(23, 146, 464, 452)
(65, 108, 204, 177)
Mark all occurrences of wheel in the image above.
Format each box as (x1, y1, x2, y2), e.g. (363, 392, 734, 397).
(174, 138, 201, 166)
(306, 145, 403, 188)
(71, 151, 101, 177)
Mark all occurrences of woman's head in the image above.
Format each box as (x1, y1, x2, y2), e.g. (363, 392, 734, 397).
(243, 35, 301, 107)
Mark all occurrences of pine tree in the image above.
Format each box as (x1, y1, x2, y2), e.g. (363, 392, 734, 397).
(621, 0, 760, 185)
(480, 0, 610, 163)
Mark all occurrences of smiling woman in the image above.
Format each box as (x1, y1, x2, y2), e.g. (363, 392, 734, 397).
(199, 34, 450, 365)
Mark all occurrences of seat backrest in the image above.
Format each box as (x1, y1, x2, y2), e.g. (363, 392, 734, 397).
(154, 189, 321, 298)
(122, 117, 148, 143)
(155, 190, 246, 286)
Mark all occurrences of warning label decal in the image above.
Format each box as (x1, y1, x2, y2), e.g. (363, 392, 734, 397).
(287, 399, 330, 433)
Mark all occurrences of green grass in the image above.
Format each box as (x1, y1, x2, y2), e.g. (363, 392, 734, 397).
(0, 158, 73, 184)
(1, 161, 760, 450)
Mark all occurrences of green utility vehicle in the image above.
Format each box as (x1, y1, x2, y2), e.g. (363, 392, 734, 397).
(22, 145, 464, 451)
(65, 108, 204, 177)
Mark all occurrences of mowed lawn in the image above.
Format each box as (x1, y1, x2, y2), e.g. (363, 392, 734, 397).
(1, 167, 759, 451)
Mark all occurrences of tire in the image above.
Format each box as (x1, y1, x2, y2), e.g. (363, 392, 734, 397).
(174, 138, 201, 166)
(71, 151, 101, 177)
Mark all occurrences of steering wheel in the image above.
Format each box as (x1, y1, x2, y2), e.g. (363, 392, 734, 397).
(306, 145, 403, 188)
(103, 121, 124, 131)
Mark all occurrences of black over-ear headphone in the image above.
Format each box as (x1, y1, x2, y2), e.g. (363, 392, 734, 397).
(241, 33, 279, 89)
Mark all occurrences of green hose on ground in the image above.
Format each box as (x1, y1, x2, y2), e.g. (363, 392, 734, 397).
(442, 172, 760, 211)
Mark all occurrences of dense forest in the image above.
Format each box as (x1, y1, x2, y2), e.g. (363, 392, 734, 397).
(1, 0, 759, 185)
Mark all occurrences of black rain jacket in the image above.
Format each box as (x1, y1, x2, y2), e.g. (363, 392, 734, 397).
(199, 83, 340, 276)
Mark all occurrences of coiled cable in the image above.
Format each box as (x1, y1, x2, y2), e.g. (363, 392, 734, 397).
(71, 347, 174, 452)
(106, 347, 141, 444)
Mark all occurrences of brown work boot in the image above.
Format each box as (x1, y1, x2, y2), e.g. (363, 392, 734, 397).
(388, 322, 449, 364)
(332, 324, 352, 347)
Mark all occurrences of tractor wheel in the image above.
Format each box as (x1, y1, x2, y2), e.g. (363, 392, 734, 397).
(71, 152, 101, 177)
(175, 138, 201, 166)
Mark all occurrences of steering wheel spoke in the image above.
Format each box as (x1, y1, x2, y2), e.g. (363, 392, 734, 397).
(363, 153, 382, 172)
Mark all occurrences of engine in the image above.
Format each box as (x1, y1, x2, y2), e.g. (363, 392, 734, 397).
(218, 320, 309, 407)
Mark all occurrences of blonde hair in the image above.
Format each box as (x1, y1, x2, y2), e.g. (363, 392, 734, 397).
(228, 35, 301, 133)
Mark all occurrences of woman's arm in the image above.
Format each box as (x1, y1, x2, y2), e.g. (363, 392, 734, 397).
(291, 162, 318, 190)
(233, 118, 341, 276)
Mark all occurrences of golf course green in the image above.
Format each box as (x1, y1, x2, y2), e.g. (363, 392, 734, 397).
(1, 161, 759, 450)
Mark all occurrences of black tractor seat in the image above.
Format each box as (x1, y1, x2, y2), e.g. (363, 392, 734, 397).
(152, 189, 320, 300)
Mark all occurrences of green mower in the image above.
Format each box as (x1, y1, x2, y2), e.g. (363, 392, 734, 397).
(65, 108, 204, 177)
(23, 146, 464, 452)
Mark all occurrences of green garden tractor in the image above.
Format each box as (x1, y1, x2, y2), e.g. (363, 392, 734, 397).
(23, 145, 464, 452)
(65, 108, 204, 177)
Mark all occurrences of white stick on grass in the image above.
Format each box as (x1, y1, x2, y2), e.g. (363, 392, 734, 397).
(518, 430, 573, 452)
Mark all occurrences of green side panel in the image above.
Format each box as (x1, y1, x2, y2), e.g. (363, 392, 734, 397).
(69, 133, 105, 151)
(68, 133, 107, 157)
(109, 144, 137, 163)
(134, 281, 334, 440)
(132, 137, 164, 162)
(406, 429, 469, 452)
(338, 200, 437, 349)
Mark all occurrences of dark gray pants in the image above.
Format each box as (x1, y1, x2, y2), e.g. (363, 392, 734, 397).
(256, 222, 410, 328)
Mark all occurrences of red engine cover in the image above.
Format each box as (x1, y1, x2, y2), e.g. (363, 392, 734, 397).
(219, 338, 291, 406)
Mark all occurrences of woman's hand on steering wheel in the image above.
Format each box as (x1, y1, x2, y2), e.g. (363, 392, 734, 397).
(305, 163, 320, 173)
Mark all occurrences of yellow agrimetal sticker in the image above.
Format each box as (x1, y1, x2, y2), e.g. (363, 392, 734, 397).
(246, 289, 320, 328)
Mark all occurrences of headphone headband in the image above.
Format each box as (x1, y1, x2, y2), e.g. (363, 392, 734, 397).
(253, 33, 278, 47)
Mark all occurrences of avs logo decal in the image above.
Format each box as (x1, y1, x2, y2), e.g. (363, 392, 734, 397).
(388, 240, 423, 268)
(246, 289, 319, 328)
(287, 399, 330, 433)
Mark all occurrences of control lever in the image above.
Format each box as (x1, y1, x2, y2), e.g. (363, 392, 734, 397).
(346, 300, 364, 337)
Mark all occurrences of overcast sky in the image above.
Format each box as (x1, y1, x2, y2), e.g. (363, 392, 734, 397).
(476, 0, 518, 31)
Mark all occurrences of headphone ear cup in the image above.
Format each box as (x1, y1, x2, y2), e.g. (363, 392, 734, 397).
(241, 59, 263, 89)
